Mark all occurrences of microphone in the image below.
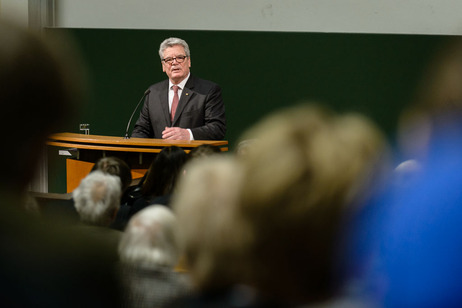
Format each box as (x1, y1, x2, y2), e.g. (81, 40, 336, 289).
(124, 89, 151, 139)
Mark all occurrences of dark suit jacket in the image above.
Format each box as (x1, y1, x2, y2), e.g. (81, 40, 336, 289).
(131, 74, 226, 140)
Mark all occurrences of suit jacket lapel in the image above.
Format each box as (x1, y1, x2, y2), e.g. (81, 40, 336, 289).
(159, 80, 171, 125)
(172, 75, 195, 125)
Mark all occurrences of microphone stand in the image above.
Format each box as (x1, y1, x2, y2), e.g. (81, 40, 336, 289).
(124, 89, 151, 139)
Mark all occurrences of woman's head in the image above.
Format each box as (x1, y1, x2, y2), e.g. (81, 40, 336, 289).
(141, 146, 188, 197)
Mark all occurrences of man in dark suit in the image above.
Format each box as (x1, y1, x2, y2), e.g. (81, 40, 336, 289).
(131, 37, 226, 140)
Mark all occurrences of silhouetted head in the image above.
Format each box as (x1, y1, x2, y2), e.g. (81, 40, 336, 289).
(0, 20, 85, 192)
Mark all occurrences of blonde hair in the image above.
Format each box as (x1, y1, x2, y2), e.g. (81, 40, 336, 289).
(236, 103, 389, 302)
(171, 156, 249, 291)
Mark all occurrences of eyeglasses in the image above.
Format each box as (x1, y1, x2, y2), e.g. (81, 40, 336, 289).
(162, 55, 188, 64)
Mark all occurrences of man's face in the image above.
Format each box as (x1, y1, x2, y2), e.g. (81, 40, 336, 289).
(161, 45, 191, 84)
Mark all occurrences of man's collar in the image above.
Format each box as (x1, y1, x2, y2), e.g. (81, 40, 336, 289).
(169, 73, 191, 89)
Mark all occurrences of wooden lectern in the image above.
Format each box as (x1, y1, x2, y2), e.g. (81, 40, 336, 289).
(47, 133, 228, 193)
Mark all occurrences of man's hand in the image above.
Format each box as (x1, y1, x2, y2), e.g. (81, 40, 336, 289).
(162, 127, 191, 140)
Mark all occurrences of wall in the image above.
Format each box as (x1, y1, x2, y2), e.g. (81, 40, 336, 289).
(0, 0, 28, 26)
(56, 0, 462, 35)
(52, 28, 447, 144)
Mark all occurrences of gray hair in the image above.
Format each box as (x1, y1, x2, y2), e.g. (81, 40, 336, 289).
(73, 170, 121, 226)
(118, 205, 180, 268)
(158, 37, 190, 60)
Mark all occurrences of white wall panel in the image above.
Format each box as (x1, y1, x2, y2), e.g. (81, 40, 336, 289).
(55, 0, 462, 35)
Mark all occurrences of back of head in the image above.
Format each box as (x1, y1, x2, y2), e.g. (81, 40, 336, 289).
(0, 20, 84, 192)
(172, 155, 248, 292)
(73, 171, 122, 227)
(399, 38, 462, 162)
(0, 21, 121, 307)
(354, 37, 462, 308)
(92, 156, 132, 192)
(412, 38, 462, 115)
(236, 103, 389, 303)
(235, 139, 259, 156)
(141, 146, 188, 197)
(119, 205, 179, 268)
(188, 144, 222, 161)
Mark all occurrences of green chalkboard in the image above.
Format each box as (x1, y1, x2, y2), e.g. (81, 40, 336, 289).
(46, 28, 449, 192)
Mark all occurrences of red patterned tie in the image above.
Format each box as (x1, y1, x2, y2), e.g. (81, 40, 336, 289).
(171, 85, 179, 122)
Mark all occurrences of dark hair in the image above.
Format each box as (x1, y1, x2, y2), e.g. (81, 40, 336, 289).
(0, 20, 84, 190)
(141, 146, 188, 198)
(91, 157, 132, 192)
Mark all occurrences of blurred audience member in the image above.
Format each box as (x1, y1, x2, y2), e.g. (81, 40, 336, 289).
(235, 139, 259, 157)
(92, 156, 133, 197)
(90, 156, 136, 231)
(170, 103, 389, 307)
(39, 156, 133, 228)
(393, 158, 422, 188)
(73, 170, 123, 253)
(119, 205, 190, 308)
(129, 146, 188, 218)
(0, 19, 120, 307)
(188, 144, 222, 160)
(397, 38, 462, 168)
(169, 155, 251, 307)
(342, 38, 462, 308)
(73, 170, 122, 227)
(236, 104, 389, 306)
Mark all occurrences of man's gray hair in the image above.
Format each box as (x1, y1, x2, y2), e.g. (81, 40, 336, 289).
(159, 37, 190, 60)
(73, 170, 121, 226)
(119, 205, 180, 268)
